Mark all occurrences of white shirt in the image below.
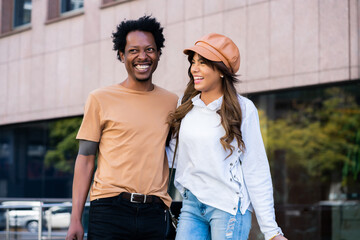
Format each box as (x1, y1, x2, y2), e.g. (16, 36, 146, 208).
(166, 94, 283, 240)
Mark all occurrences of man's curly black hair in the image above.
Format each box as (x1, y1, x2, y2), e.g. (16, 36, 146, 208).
(112, 15, 165, 60)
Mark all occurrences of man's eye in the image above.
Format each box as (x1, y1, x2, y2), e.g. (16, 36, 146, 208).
(147, 48, 155, 52)
(129, 49, 137, 53)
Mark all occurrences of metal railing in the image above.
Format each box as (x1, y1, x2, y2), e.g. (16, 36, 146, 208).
(0, 199, 89, 240)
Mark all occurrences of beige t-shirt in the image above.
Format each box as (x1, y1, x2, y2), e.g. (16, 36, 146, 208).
(77, 84, 178, 207)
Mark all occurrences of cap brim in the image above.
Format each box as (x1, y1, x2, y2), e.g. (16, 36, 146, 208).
(183, 45, 222, 62)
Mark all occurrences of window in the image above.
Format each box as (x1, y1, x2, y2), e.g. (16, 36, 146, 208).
(102, 0, 115, 4)
(47, 0, 83, 22)
(102, 0, 126, 4)
(60, 0, 83, 14)
(13, 0, 32, 28)
(1, 0, 32, 35)
(101, 0, 131, 9)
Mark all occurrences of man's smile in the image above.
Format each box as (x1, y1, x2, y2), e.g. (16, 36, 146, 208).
(134, 63, 151, 72)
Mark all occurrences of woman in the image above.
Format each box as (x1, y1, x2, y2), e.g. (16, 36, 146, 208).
(167, 33, 287, 240)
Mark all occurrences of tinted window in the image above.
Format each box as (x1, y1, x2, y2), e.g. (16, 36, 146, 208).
(61, 0, 83, 14)
(248, 82, 360, 239)
(13, 0, 32, 27)
(0, 117, 82, 198)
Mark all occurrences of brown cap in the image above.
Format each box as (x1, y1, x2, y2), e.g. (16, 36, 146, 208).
(183, 33, 240, 73)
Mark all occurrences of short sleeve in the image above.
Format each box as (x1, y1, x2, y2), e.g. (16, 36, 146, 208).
(76, 93, 102, 142)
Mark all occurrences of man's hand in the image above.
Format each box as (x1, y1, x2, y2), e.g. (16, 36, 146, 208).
(65, 219, 84, 240)
(272, 235, 288, 240)
(66, 153, 95, 240)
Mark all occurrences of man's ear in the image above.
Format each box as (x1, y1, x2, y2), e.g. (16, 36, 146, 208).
(157, 51, 161, 61)
(118, 51, 125, 62)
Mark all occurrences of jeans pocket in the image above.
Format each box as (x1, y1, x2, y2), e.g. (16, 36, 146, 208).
(152, 202, 166, 213)
(90, 199, 113, 214)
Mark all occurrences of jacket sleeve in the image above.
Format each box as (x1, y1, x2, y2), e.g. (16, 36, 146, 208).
(241, 101, 283, 240)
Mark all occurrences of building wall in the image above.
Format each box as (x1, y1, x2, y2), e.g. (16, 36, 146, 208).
(0, 0, 359, 125)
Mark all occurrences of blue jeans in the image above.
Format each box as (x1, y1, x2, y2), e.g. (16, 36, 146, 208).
(175, 190, 252, 240)
(88, 194, 167, 240)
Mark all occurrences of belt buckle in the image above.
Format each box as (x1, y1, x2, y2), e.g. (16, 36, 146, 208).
(130, 193, 146, 203)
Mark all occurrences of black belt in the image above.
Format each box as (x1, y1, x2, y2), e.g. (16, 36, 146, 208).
(121, 192, 163, 204)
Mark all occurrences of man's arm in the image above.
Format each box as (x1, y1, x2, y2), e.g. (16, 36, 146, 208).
(66, 140, 97, 240)
(272, 235, 288, 240)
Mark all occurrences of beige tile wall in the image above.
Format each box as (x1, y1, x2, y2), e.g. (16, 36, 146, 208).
(19, 58, 31, 113)
(224, 7, 246, 76)
(0, 64, 8, 116)
(350, 0, 359, 79)
(270, 0, 293, 77)
(294, 0, 319, 79)
(246, 2, 270, 80)
(43, 52, 58, 110)
(0, 0, 358, 125)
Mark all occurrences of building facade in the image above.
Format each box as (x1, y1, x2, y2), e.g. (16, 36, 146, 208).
(0, 0, 359, 239)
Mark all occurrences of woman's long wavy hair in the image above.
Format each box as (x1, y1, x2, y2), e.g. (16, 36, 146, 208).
(168, 52, 245, 157)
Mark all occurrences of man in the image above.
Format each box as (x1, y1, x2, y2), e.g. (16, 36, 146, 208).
(66, 16, 178, 240)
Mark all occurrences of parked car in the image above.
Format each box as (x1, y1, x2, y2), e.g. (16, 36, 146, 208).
(0, 201, 43, 232)
(44, 205, 71, 229)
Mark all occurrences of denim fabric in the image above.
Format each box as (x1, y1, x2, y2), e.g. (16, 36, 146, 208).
(175, 190, 252, 240)
(88, 194, 167, 240)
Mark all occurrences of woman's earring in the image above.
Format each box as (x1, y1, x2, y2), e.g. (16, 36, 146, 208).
(220, 75, 224, 78)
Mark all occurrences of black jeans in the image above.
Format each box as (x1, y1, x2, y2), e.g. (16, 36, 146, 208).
(87, 194, 167, 240)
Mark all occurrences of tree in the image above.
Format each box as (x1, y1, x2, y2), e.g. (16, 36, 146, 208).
(259, 87, 360, 202)
(44, 117, 82, 173)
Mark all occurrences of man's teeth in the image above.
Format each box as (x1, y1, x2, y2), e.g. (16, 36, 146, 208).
(135, 65, 150, 70)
